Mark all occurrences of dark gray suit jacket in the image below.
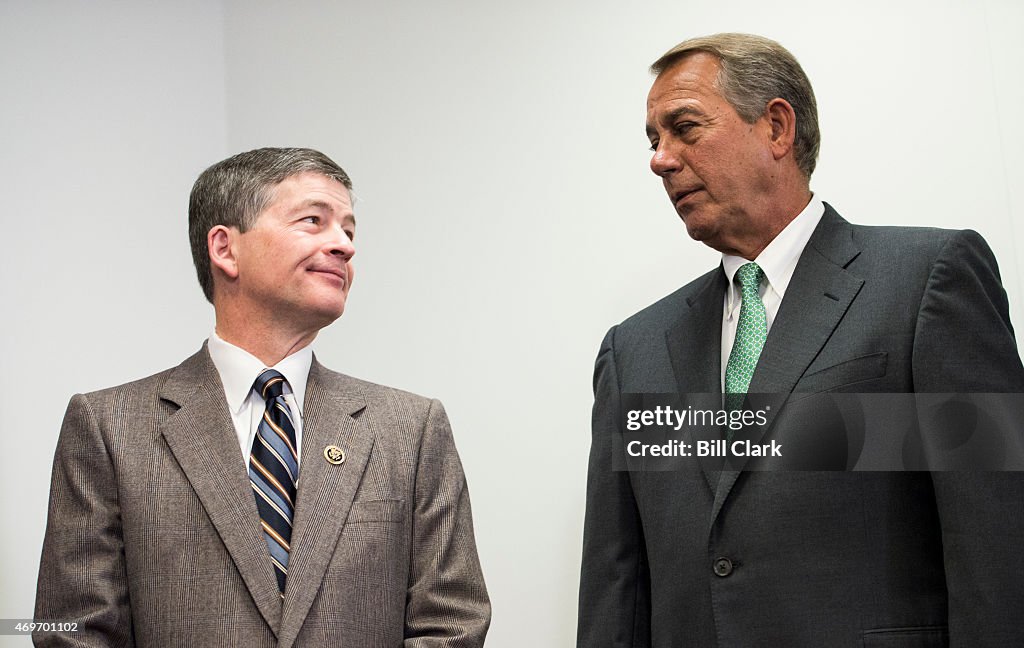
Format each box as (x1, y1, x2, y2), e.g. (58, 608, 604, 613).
(36, 347, 490, 647)
(578, 205, 1024, 647)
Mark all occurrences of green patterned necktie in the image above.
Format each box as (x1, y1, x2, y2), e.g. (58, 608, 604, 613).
(725, 262, 767, 408)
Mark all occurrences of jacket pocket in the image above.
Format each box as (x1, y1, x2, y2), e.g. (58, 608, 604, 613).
(798, 351, 888, 393)
(862, 625, 948, 647)
(346, 498, 406, 523)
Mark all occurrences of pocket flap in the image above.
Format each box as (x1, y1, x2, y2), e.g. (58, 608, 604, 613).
(799, 351, 888, 393)
(346, 498, 406, 523)
(863, 625, 948, 648)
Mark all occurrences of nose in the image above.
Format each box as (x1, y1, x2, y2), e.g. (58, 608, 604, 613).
(650, 144, 680, 177)
(327, 225, 355, 261)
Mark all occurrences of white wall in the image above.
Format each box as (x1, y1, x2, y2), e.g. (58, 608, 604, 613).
(4, 0, 1022, 646)
(0, 2, 227, 646)
(222, 1, 1024, 645)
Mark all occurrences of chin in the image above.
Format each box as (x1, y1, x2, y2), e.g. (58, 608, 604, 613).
(300, 298, 347, 329)
(321, 301, 348, 322)
(683, 219, 713, 242)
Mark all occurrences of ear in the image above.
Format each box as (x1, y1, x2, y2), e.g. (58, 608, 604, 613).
(764, 97, 797, 162)
(208, 225, 240, 280)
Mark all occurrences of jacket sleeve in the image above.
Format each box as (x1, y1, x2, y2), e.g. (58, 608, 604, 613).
(404, 398, 490, 647)
(577, 326, 651, 648)
(34, 394, 135, 647)
(914, 229, 1024, 646)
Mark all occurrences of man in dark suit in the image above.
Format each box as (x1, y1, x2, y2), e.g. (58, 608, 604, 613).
(35, 148, 490, 647)
(577, 34, 1024, 647)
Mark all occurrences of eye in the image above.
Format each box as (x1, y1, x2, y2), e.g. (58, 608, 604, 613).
(674, 121, 697, 136)
(344, 229, 355, 242)
(648, 139, 659, 152)
(301, 216, 320, 225)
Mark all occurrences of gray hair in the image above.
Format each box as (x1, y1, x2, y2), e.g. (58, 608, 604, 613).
(188, 147, 353, 303)
(651, 33, 820, 178)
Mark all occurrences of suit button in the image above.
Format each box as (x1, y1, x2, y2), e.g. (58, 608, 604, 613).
(713, 557, 733, 577)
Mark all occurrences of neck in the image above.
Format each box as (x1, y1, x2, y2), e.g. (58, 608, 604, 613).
(214, 304, 319, 366)
(730, 187, 813, 260)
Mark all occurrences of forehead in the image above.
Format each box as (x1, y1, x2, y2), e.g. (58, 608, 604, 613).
(647, 52, 728, 118)
(264, 171, 354, 219)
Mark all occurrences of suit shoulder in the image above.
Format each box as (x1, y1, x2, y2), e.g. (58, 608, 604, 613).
(59, 363, 186, 446)
(313, 366, 440, 414)
(614, 266, 721, 338)
(848, 222, 985, 258)
(74, 365, 178, 407)
(312, 367, 455, 453)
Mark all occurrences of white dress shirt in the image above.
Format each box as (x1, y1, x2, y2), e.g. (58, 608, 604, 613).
(720, 196, 825, 391)
(207, 331, 313, 465)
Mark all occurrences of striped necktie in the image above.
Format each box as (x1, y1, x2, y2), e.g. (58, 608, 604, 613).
(725, 262, 768, 410)
(249, 369, 299, 597)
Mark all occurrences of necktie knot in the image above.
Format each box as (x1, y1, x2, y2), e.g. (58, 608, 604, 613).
(735, 262, 764, 297)
(254, 369, 287, 401)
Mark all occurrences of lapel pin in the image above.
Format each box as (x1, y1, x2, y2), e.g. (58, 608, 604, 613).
(324, 445, 346, 465)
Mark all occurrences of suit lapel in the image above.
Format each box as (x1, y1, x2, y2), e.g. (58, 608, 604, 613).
(278, 358, 373, 648)
(665, 268, 728, 493)
(159, 346, 283, 635)
(666, 268, 727, 395)
(749, 206, 864, 396)
(711, 205, 864, 518)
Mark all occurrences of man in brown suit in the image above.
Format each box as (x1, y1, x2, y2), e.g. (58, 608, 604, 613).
(35, 148, 490, 647)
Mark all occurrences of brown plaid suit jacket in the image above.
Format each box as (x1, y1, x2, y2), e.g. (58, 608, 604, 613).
(35, 345, 490, 647)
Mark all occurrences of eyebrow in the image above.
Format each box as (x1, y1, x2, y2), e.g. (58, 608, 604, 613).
(646, 105, 706, 137)
(294, 199, 357, 226)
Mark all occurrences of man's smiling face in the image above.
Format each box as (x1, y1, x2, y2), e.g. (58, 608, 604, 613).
(231, 171, 357, 332)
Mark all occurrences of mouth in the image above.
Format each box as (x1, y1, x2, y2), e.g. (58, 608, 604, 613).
(671, 187, 703, 208)
(308, 266, 347, 288)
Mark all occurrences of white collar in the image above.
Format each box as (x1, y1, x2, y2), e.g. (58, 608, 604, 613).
(721, 195, 825, 307)
(207, 331, 314, 415)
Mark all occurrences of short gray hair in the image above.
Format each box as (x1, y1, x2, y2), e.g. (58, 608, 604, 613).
(188, 147, 353, 303)
(651, 33, 820, 178)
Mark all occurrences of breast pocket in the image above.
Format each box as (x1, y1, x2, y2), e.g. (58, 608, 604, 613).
(797, 352, 888, 394)
(862, 625, 948, 647)
(317, 498, 410, 632)
(345, 498, 406, 523)
(330, 498, 408, 561)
